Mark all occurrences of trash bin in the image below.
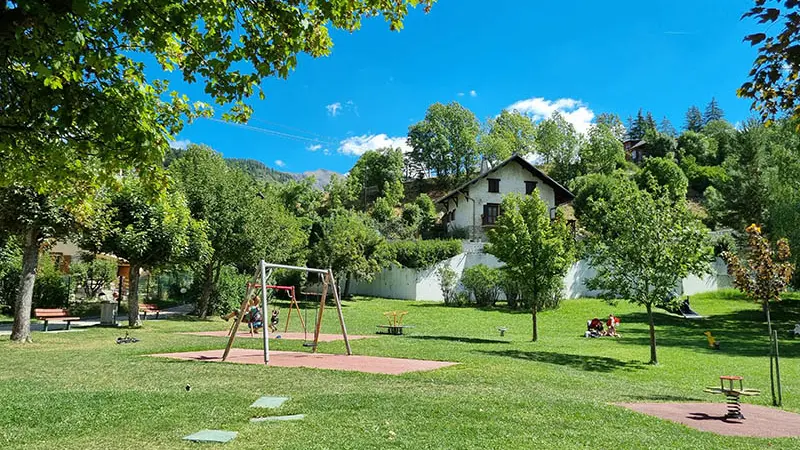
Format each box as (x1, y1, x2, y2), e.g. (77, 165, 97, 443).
(100, 301, 118, 326)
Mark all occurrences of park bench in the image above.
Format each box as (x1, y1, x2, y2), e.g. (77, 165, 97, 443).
(34, 308, 80, 332)
(140, 303, 161, 320)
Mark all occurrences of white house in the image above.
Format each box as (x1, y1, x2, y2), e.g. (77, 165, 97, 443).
(436, 154, 574, 240)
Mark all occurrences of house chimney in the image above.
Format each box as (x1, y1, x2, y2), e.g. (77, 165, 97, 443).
(480, 157, 490, 175)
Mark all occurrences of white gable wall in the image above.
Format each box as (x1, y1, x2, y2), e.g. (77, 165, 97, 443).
(443, 161, 557, 240)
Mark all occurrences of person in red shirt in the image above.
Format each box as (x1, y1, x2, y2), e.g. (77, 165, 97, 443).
(605, 314, 620, 337)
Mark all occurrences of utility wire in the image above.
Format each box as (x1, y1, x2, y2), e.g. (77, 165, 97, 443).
(203, 117, 336, 146)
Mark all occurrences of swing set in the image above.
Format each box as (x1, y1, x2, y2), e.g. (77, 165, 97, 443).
(225, 284, 306, 336)
(222, 261, 352, 365)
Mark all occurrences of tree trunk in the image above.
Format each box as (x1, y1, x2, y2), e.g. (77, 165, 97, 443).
(127, 263, 142, 327)
(764, 300, 778, 406)
(763, 300, 774, 338)
(646, 302, 658, 364)
(531, 303, 538, 342)
(343, 273, 352, 299)
(197, 262, 215, 319)
(11, 228, 40, 343)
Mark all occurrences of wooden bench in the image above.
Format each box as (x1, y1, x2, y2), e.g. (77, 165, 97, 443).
(140, 303, 161, 320)
(34, 308, 80, 332)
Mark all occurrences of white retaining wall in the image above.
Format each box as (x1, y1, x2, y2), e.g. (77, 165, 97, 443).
(348, 247, 732, 301)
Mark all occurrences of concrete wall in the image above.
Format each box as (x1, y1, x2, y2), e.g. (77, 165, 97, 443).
(348, 247, 732, 301)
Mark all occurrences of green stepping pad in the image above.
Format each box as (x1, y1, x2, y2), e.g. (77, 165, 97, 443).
(250, 414, 305, 423)
(250, 396, 290, 408)
(183, 430, 238, 443)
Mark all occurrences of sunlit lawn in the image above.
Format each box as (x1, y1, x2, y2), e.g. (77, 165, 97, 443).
(1, 290, 799, 449)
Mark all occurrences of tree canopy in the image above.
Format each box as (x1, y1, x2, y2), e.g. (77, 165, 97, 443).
(407, 102, 481, 180)
(584, 183, 711, 364)
(487, 192, 575, 341)
(740, 1, 800, 123)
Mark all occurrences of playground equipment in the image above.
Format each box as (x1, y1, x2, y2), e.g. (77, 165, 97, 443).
(678, 298, 703, 319)
(241, 284, 306, 335)
(377, 310, 412, 335)
(222, 261, 351, 365)
(704, 376, 760, 419)
(704, 331, 721, 350)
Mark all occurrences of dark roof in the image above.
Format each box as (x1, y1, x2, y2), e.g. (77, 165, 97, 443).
(434, 154, 575, 206)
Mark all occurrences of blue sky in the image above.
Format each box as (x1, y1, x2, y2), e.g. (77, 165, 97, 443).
(169, 0, 758, 175)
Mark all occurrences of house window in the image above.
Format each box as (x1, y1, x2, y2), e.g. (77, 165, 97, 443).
(483, 203, 500, 226)
(525, 181, 537, 195)
(488, 178, 500, 193)
(449, 210, 455, 222)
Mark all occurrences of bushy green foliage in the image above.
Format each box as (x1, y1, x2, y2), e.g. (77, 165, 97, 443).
(460, 265, 501, 307)
(497, 268, 522, 309)
(310, 210, 390, 282)
(635, 157, 688, 201)
(371, 197, 395, 223)
(578, 124, 625, 175)
(389, 239, 462, 269)
(679, 156, 728, 195)
(70, 255, 117, 299)
(570, 172, 637, 231)
(1, 255, 71, 313)
(479, 110, 537, 163)
(678, 131, 718, 166)
(487, 192, 576, 340)
(408, 102, 481, 180)
(436, 265, 461, 306)
(584, 182, 711, 364)
(209, 266, 251, 316)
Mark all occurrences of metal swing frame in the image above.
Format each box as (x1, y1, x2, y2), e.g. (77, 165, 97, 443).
(222, 260, 352, 365)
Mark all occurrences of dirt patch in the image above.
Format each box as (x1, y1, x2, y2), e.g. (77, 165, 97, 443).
(150, 348, 458, 375)
(617, 402, 800, 437)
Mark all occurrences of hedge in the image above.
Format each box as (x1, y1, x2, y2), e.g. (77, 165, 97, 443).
(389, 239, 462, 269)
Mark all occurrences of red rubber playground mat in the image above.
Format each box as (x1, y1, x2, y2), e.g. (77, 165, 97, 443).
(179, 331, 379, 342)
(617, 402, 800, 437)
(149, 348, 458, 375)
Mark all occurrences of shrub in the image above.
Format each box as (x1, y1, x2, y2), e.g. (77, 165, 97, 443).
(498, 268, 521, 308)
(390, 239, 462, 269)
(33, 256, 71, 310)
(461, 264, 501, 307)
(635, 157, 688, 200)
(70, 255, 117, 299)
(436, 265, 459, 306)
(188, 265, 250, 315)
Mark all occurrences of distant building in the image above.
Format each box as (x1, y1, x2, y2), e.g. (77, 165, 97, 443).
(624, 139, 649, 163)
(435, 154, 574, 241)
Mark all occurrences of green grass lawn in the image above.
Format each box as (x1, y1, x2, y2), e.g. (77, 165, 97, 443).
(1, 291, 799, 449)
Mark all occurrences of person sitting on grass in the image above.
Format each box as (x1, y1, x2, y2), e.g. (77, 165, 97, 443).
(585, 317, 604, 338)
(605, 314, 620, 337)
(269, 309, 280, 333)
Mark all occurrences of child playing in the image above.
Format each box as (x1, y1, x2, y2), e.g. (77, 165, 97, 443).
(269, 309, 280, 333)
(605, 314, 620, 337)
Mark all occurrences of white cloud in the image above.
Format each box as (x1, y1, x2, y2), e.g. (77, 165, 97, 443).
(326, 102, 342, 117)
(274, 160, 286, 168)
(307, 144, 322, 151)
(170, 139, 191, 150)
(470, 90, 477, 97)
(506, 97, 595, 134)
(338, 134, 411, 156)
(457, 92, 465, 97)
